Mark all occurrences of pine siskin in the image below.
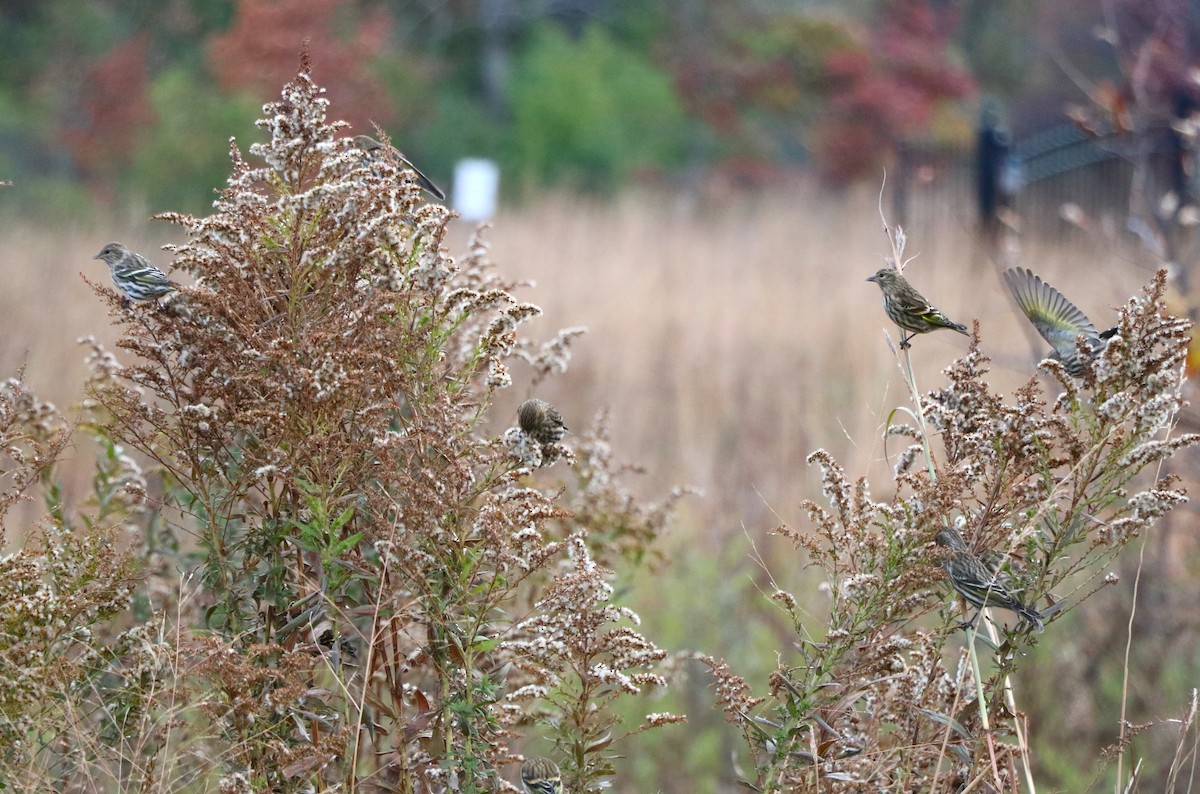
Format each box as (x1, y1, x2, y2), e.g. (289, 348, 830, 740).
(352, 134, 446, 200)
(518, 399, 568, 446)
(316, 627, 359, 660)
(867, 267, 969, 348)
(1003, 267, 1117, 377)
(934, 527, 1043, 632)
(93, 242, 177, 301)
(520, 757, 562, 794)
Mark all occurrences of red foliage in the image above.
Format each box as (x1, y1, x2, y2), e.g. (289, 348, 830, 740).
(816, 0, 975, 183)
(63, 34, 156, 183)
(664, 1, 974, 186)
(209, 0, 394, 132)
(811, 121, 880, 184)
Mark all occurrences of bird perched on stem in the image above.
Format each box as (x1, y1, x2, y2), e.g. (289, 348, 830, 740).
(1003, 267, 1117, 377)
(352, 134, 446, 200)
(934, 526, 1043, 633)
(518, 399, 568, 446)
(520, 757, 562, 794)
(93, 242, 177, 302)
(867, 267, 969, 349)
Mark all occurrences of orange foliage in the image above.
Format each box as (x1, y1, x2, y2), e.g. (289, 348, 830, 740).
(814, 0, 975, 183)
(63, 34, 156, 184)
(209, 0, 393, 132)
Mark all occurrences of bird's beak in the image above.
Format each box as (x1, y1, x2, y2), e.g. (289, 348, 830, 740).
(866, 274, 876, 282)
(92, 251, 103, 261)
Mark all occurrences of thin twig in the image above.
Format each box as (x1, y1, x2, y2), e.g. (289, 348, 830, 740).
(1115, 535, 1145, 791)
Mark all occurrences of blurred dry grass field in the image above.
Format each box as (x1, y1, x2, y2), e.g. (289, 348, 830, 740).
(475, 188, 1194, 789)
(487, 185, 1152, 537)
(1, 184, 1194, 789)
(0, 221, 177, 528)
(0, 184, 1156, 542)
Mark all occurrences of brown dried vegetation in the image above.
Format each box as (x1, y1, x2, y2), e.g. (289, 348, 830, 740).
(3, 57, 1199, 794)
(1, 61, 682, 792)
(707, 262, 1198, 790)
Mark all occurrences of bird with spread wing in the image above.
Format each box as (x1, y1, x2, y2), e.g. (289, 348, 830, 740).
(1003, 267, 1117, 377)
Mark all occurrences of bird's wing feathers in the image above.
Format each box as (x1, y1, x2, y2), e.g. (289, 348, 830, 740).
(907, 295, 966, 332)
(357, 136, 446, 200)
(395, 156, 446, 201)
(891, 285, 934, 315)
(134, 268, 171, 285)
(1003, 267, 1099, 355)
(117, 264, 173, 287)
(912, 305, 955, 328)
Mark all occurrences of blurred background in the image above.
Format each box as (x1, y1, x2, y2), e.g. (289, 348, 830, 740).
(2, 0, 1200, 790)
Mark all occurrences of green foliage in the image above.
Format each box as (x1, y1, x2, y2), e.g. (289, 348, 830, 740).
(506, 23, 687, 191)
(0, 382, 140, 766)
(1019, 588, 1200, 790)
(959, 0, 1041, 95)
(0, 175, 95, 221)
(611, 535, 782, 794)
(740, 13, 858, 100)
(289, 481, 360, 592)
(723, 12, 864, 162)
(608, 0, 673, 50)
(127, 67, 259, 214)
(0, 86, 95, 219)
(416, 91, 502, 185)
(0, 90, 37, 170)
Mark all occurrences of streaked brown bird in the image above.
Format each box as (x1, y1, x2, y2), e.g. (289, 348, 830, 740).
(352, 134, 446, 200)
(867, 267, 969, 349)
(934, 526, 1043, 632)
(520, 757, 562, 794)
(1003, 267, 1117, 377)
(93, 242, 177, 301)
(518, 399, 567, 446)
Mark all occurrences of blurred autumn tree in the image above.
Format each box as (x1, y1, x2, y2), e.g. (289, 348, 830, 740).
(4, 0, 1181, 210)
(815, 0, 975, 181)
(62, 34, 156, 203)
(505, 23, 687, 191)
(665, 6, 861, 183)
(661, 1, 975, 184)
(208, 0, 404, 134)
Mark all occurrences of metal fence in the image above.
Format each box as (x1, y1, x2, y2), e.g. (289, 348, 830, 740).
(891, 119, 1193, 244)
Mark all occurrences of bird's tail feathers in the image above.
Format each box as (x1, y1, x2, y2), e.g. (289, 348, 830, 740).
(1018, 603, 1044, 633)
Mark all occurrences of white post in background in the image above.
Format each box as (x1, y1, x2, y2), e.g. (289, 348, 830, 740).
(452, 158, 500, 222)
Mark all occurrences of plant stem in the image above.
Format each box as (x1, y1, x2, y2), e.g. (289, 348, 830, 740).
(899, 345, 936, 483)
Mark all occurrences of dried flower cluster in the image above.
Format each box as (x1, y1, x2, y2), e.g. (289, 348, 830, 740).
(504, 534, 685, 791)
(0, 58, 683, 791)
(710, 269, 1198, 791)
(0, 379, 139, 758)
(551, 408, 697, 570)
